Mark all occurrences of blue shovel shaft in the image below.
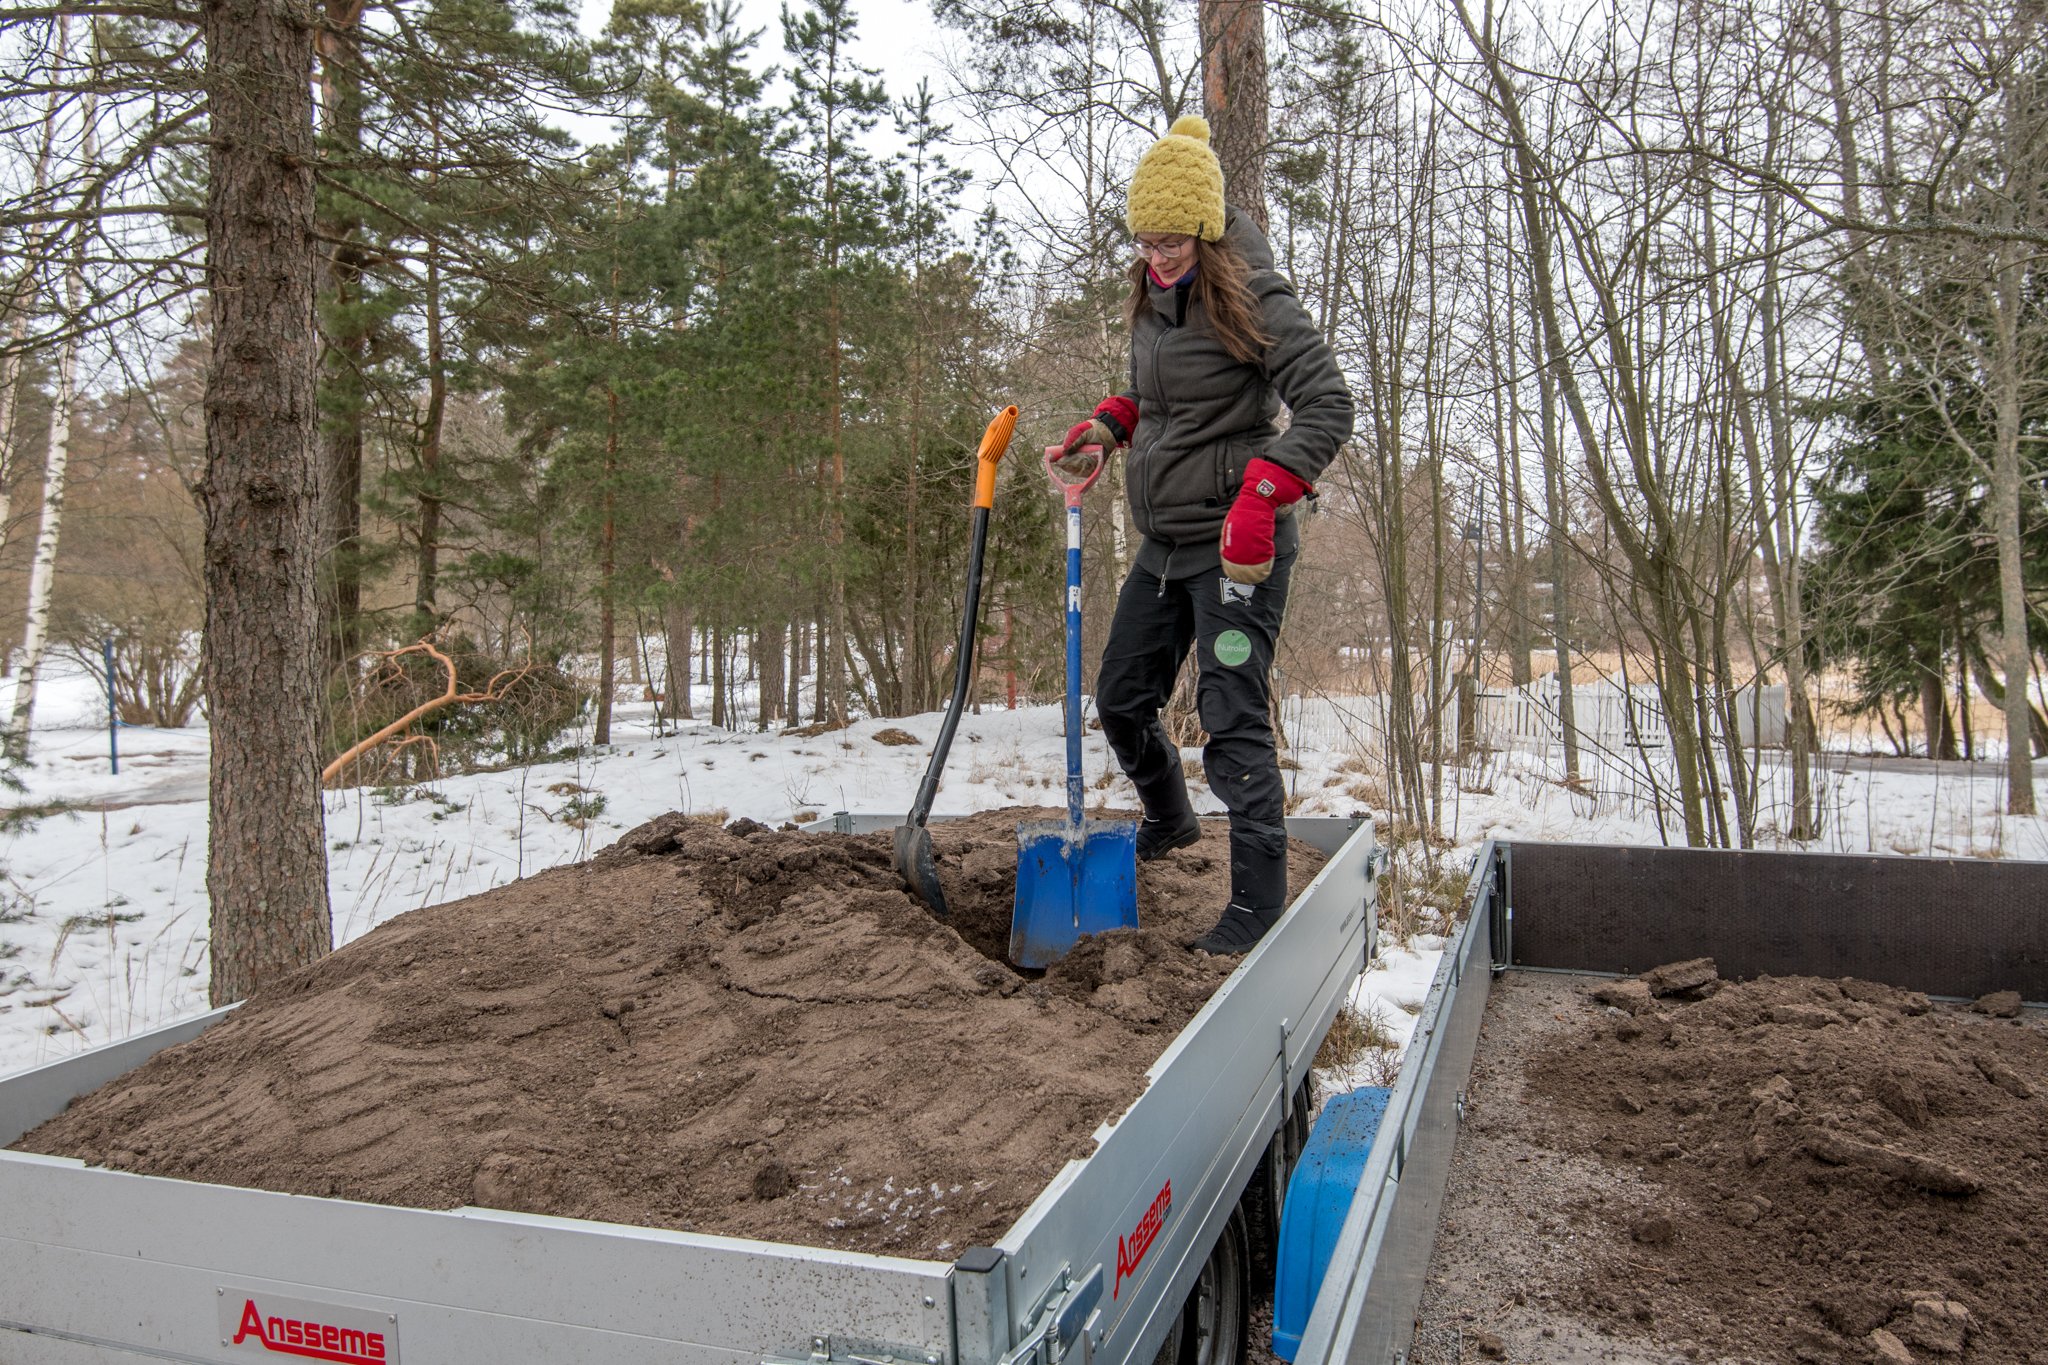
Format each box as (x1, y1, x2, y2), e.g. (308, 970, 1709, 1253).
(1064, 504, 1084, 825)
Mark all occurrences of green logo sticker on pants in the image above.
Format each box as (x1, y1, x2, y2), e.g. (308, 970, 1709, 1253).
(1213, 630, 1252, 667)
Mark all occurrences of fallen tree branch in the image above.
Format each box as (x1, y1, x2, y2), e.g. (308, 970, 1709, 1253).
(322, 636, 534, 785)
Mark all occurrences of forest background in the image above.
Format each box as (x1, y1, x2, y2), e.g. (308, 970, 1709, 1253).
(0, 0, 2044, 999)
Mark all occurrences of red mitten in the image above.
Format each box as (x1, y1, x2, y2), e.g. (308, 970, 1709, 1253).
(1061, 419, 1114, 454)
(1221, 458, 1311, 585)
(1093, 396, 1138, 444)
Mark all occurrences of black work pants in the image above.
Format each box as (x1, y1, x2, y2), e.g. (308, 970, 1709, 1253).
(1095, 551, 1295, 899)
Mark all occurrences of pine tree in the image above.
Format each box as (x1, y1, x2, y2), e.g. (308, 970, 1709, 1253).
(779, 0, 888, 727)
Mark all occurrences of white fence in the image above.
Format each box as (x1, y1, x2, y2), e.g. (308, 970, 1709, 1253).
(1277, 677, 1786, 759)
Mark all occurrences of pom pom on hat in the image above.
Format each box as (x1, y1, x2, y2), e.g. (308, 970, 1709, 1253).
(1126, 114, 1226, 241)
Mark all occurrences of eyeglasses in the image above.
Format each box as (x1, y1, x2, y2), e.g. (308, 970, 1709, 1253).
(1133, 236, 1194, 258)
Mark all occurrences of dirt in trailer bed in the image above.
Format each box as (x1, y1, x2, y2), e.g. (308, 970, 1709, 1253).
(13, 808, 1329, 1260)
(1411, 969, 2048, 1365)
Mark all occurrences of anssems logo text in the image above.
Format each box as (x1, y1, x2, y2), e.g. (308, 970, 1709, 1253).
(218, 1289, 398, 1365)
(1113, 1179, 1172, 1299)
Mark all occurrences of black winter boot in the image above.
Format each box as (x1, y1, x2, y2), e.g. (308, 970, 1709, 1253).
(1131, 759, 1201, 862)
(1138, 810, 1201, 861)
(1190, 903, 1283, 955)
(1190, 818, 1290, 955)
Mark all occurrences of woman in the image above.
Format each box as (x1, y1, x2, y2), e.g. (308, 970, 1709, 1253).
(1062, 115, 1354, 956)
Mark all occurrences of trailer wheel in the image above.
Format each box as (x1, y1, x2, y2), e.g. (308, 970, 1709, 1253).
(1152, 1205, 1249, 1365)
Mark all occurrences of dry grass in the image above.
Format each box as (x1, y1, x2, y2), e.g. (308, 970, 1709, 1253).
(872, 728, 921, 747)
(1315, 1001, 1405, 1087)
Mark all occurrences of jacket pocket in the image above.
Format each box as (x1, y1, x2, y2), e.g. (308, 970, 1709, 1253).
(1216, 436, 1272, 504)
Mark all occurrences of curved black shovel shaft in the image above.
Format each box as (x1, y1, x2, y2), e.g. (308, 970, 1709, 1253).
(894, 504, 992, 915)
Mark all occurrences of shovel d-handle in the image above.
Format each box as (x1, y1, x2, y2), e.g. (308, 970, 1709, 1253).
(1043, 442, 1107, 510)
(906, 407, 1020, 834)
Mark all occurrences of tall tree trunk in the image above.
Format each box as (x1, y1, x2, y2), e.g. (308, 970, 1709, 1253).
(1991, 152, 2035, 811)
(1919, 659, 1957, 761)
(711, 621, 727, 729)
(812, 603, 829, 723)
(786, 617, 803, 724)
(8, 263, 80, 752)
(827, 284, 848, 729)
(1955, 606, 1974, 761)
(0, 54, 62, 593)
(413, 236, 445, 635)
(12, 39, 94, 740)
(1484, 211, 1531, 687)
(1199, 0, 1267, 231)
(1821, 0, 1890, 390)
(1756, 144, 1817, 837)
(203, 0, 332, 1004)
(595, 387, 619, 746)
(663, 600, 693, 720)
(1531, 253, 1580, 783)
(759, 620, 785, 729)
(316, 0, 367, 673)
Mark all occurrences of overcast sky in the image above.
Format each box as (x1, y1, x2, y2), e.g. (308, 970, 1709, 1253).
(571, 0, 956, 150)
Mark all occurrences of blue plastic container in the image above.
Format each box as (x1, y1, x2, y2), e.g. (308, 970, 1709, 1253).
(1270, 1087, 1393, 1360)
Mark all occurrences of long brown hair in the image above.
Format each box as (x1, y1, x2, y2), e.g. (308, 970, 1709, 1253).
(1123, 234, 1274, 364)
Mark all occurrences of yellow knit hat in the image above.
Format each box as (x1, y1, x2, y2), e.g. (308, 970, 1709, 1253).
(1126, 114, 1226, 242)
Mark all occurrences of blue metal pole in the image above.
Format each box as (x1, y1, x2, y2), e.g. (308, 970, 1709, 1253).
(1065, 503, 1084, 827)
(102, 637, 117, 775)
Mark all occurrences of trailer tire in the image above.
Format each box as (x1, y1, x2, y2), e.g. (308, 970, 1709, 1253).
(1151, 1204, 1249, 1365)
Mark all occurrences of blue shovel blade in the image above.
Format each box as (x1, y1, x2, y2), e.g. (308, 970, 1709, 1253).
(1010, 818, 1140, 969)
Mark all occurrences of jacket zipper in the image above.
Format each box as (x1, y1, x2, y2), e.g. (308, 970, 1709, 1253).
(1145, 322, 1173, 592)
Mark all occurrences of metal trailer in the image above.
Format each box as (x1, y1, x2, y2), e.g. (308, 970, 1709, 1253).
(0, 814, 1380, 1365)
(1283, 839, 2048, 1365)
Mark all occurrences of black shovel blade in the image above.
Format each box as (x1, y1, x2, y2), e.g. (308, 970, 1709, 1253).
(893, 823, 949, 916)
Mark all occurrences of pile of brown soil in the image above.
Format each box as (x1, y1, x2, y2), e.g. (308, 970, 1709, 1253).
(14, 809, 1327, 1261)
(1524, 971, 2047, 1365)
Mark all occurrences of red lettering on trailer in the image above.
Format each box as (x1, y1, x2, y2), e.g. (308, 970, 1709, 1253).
(233, 1299, 386, 1363)
(1113, 1179, 1172, 1299)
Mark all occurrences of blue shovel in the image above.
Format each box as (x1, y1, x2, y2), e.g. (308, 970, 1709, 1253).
(1010, 444, 1139, 968)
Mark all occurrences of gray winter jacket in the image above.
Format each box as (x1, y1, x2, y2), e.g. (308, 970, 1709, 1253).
(1117, 206, 1354, 579)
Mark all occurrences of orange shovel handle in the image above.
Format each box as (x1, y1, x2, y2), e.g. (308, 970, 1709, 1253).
(973, 406, 1019, 510)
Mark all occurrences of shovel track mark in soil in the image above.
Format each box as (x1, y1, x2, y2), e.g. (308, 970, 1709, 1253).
(14, 807, 1327, 1261)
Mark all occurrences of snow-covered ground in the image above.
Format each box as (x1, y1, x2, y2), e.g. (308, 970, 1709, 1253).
(1, 655, 2042, 1082)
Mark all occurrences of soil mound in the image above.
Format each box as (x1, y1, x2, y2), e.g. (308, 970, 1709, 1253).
(14, 808, 1328, 1260)
(1526, 972, 2046, 1364)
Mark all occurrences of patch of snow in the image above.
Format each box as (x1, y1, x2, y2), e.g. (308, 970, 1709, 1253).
(2, 653, 2042, 1080)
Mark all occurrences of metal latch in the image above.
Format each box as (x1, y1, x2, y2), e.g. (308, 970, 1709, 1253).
(999, 1263, 1104, 1365)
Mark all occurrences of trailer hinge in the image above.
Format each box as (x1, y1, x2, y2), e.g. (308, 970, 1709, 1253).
(763, 1337, 941, 1365)
(999, 1262, 1104, 1365)
(1278, 1018, 1295, 1127)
